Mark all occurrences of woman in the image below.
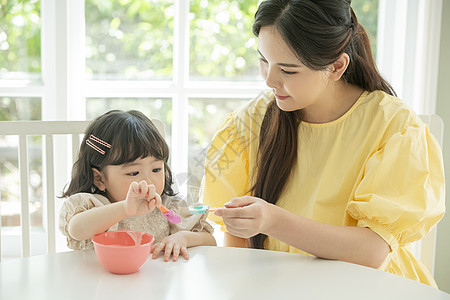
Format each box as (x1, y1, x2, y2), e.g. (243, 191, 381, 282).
(202, 0, 445, 287)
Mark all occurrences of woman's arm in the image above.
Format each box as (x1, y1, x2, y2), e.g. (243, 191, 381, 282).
(215, 197, 390, 268)
(267, 205, 390, 268)
(224, 232, 248, 248)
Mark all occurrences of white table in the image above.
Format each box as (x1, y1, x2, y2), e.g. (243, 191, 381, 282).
(1, 246, 449, 300)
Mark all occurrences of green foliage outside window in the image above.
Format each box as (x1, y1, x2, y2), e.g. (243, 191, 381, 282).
(352, 0, 379, 56)
(85, 0, 174, 80)
(1, 0, 378, 82)
(189, 0, 260, 80)
(0, 0, 41, 76)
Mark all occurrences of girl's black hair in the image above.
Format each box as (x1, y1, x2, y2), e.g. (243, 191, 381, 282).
(61, 110, 175, 198)
(250, 0, 395, 249)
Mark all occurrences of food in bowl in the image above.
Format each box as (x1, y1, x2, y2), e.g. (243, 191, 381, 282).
(92, 230, 154, 274)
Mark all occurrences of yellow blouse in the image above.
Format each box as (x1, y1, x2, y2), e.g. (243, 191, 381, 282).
(201, 90, 445, 287)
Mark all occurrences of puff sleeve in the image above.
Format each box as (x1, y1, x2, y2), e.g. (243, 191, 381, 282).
(59, 193, 118, 250)
(347, 123, 445, 252)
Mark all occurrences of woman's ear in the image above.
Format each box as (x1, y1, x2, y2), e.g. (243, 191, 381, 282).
(329, 52, 350, 81)
(92, 168, 106, 191)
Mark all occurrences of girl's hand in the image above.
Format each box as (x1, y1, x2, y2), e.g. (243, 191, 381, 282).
(124, 181, 162, 217)
(213, 196, 275, 239)
(151, 232, 189, 262)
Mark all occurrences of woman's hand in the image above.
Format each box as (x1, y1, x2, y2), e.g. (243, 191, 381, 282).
(151, 232, 189, 262)
(124, 181, 162, 217)
(213, 196, 275, 239)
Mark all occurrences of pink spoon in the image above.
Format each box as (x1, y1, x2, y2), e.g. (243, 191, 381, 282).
(157, 204, 182, 224)
(145, 190, 181, 224)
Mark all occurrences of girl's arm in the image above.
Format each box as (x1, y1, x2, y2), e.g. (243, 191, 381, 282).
(214, 197, 390, 269)
(68, 181, 161, 241)
(68, 201, 127, 241)
(180, 230, 217, 248)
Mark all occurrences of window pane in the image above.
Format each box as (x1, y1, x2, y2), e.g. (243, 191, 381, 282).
(188, 98, 250, 197)
(189, 0, 260, 81)
(352, 0, 378, 57)
(85, 0, 174, 80)
(0, 0, 41, 82)
(0, 97, 41, 121)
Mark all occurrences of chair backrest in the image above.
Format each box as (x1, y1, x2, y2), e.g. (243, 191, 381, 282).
(412, 114, 444, 276)
(0, 118, 164, 261)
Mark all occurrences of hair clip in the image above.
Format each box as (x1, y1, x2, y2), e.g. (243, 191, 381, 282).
(86, 135, 111, 155)
(89, 135, 111, 148)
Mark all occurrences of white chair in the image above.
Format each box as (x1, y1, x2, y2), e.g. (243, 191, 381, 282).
(0, 118, 164, 261)
(0, 121, 90, 260)
(412, 114, 445, 276)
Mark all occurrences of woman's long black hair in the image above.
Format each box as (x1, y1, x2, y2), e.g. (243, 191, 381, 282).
(61, 110, 175, 198)
(250, 0, 395, 249)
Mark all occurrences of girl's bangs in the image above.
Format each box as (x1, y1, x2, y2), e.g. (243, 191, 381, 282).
(105, 124, 167, 166)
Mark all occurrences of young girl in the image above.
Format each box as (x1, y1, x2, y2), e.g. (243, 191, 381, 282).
(59, 110, 216, 262)
(202, 0, 445, 287)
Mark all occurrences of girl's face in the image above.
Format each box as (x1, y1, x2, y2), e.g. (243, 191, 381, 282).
(257, 26, 333, 117)
(95, 155, 165, 203)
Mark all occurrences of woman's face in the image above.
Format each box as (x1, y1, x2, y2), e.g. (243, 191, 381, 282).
(257, 26, 332, 114)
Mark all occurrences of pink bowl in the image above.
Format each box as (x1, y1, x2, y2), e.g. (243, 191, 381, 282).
(92, 230, 154, 274)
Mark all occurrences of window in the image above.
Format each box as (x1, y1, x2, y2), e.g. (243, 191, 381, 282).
(85, 0, 174, 80)
(82, 0, 266, 198)
(0, 0, 41, 82)
(189, 1, 260, 81)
